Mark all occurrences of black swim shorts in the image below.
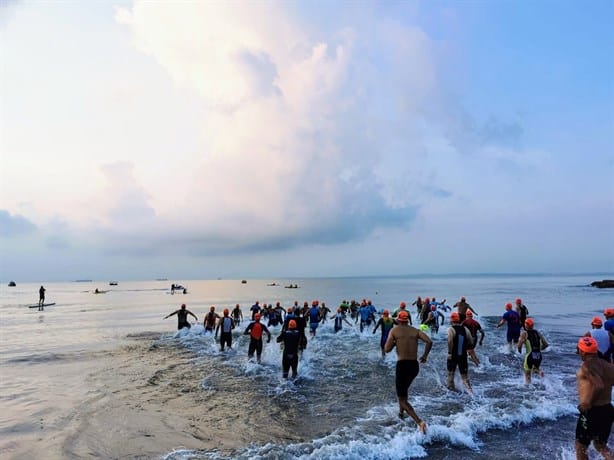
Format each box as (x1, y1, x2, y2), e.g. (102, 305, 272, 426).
(576, 403, 614, 446)
(395, 360, 419, 398)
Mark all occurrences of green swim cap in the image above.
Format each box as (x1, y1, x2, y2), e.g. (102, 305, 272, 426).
(420, 324, 429, 332)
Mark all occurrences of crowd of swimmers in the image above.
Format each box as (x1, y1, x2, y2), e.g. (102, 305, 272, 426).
(163, 297, 614, 459)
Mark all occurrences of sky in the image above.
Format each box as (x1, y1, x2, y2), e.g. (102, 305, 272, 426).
(1, 0, 613, 282)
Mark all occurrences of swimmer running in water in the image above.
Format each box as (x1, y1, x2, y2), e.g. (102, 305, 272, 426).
(384, 310, 432, 434)
(373, 309, 395, 358)
(164, 304, 197, 330)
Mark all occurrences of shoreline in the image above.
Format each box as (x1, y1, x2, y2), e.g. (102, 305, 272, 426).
(2, 332, 264, 459)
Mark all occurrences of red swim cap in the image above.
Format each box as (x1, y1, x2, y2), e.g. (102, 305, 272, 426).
(577, 336, 598, 354)
(181, 304, 186, 308)
(400, 301, 406, 308)
(466, 310, 473, 317)
(505, 303, 513, 311)
(591, 316, 603, 326)
(397, 311, 409, 322)
(516, 298, 522, 305)
(450, 312, 460, 322)
(255, 313, 261, 320)
(524, 318, 534, 329)
(288, 319, 296, 329)
(431, 305, 436, 311)
(223, 308, 229, 315)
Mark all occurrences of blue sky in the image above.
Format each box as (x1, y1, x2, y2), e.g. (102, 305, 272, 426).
(1, 1, 612, 282)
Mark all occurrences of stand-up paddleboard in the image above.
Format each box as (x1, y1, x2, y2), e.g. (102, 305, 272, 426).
(28, 303, 56, 308)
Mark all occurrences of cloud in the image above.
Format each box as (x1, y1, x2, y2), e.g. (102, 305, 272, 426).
(0, 210, 37, 237)
(105, 2, 449, 257)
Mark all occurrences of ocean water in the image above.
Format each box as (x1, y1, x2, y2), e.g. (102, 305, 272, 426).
(1, 274, 613, 459)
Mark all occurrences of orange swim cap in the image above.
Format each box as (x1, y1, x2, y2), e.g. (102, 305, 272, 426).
(577, 336, 598, 354)
(254, 313, 261, 320)
(450, 312, 460, 322)
(591, 316, 603, 326)
(516, 298, 522, 305)
(505, 303, 513, 311)
(288, 319, 297, 329)
(524, 318, 534, 329)
(466, 310, 473, 317)
(400, 301, 406, 308)
(604, 308, 614, 317)
(397, 311, 409, 322)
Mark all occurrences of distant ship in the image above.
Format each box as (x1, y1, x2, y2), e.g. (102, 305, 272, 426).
(8, 281, 16, 287)
(241, 280, 247, 284)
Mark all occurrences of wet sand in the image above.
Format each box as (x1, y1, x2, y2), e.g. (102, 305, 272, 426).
(0, 332, 304, 460)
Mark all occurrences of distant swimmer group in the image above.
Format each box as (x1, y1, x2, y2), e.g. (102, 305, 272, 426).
(160, 295, 614, 454)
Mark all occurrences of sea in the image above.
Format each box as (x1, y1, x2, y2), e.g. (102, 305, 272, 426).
(1, 274, 613, 459)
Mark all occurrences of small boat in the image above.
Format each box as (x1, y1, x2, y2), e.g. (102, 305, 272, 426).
(8, 281, 16, 287)
(267, 282, 279, 286)
(93, 289, 108, 294)
(241, 280, 247, 284)
(109, 281, 118, 286)
(284, 284, 300, 289)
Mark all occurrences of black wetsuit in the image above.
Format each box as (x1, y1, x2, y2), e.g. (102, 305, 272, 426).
(176, 309, 191, 329)
(217, 316, 234, 350)
(277, 329, 300, 378)
(448, 325, 470, 375)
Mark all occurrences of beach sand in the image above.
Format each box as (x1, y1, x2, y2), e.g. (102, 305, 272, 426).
(1, 332, 303, 459)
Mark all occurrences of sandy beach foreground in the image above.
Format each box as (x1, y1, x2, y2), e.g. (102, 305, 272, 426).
(1, 332, 306, 460)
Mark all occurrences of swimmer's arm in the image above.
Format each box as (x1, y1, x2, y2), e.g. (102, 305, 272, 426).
(418, 331, 432, 362)
(383, 331, 395, 353)
(164, 310, 178, 319)
(539, 332, 549, 350)
(447, 328, 454, 355)
(517, 331, 527, 353)
(188, 311, 198, 321)
(478, 328, 485, 345)
(577, 365, 600, 411)
(464, 327, 474, 348)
